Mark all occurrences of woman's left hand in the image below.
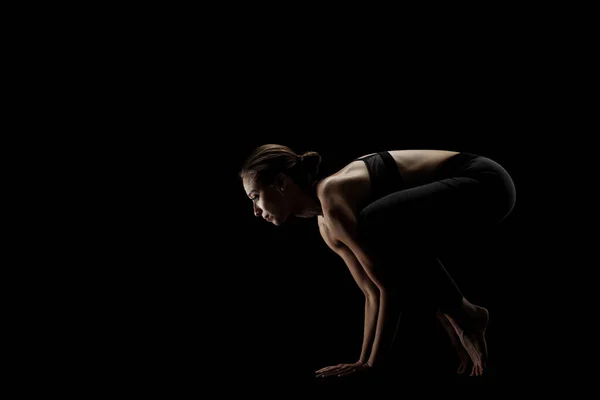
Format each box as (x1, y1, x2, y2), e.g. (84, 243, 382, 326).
(315, 361, 372, 378)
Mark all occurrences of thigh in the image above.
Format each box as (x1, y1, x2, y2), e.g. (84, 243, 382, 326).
(357, 176, 497, 250)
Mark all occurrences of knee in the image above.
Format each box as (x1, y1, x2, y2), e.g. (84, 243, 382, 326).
(356, 211, 370, 242)
(358, 205, 388, 232)
(357, 209, 392, 252)
(358, 207, 423, 254)
(357, 210, 378, 248)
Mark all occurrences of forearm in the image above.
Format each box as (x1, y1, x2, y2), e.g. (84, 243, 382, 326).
(358, 292, 380, 363)
(367, 290, 398, 367)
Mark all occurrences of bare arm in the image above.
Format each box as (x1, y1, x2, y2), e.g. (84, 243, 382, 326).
(322, 235, 380, 364)
(323, 199, 399, 368)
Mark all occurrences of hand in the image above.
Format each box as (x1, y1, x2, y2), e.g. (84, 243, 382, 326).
(315, 361, 372, 378)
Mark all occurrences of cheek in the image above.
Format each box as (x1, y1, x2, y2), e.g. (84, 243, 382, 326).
(276, 197, 291, 215)
(263, 195, 286, 214)
(259, 196, 276, 212)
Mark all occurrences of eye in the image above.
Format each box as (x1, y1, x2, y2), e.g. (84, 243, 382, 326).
(251, 196, 258, 202)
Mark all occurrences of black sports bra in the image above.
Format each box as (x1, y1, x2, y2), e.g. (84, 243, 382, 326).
(353, 151, 404, 203)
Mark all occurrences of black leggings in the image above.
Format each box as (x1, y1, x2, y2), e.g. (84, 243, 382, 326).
(356, 153, 516, 310)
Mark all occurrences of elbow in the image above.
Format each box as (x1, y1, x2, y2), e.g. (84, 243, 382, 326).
(363, 286, 380, 302)
(375, 284, 396, 301)
(361, 280, 395, 302)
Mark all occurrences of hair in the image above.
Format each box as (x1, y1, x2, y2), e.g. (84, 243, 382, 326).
(239, 144, 322, 189)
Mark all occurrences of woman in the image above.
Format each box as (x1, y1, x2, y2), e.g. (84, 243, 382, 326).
(239, 144, 516, 379)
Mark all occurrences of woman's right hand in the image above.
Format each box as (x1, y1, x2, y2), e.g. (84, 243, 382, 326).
(315, 361, 370, 378)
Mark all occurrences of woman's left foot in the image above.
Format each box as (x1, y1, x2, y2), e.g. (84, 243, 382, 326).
(444, 300, 489, 376)
(435, 312, 470, 374)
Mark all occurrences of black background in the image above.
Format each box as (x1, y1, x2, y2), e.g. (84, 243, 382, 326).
(49, 9, 583, 393)
(92, 131, 536, 392)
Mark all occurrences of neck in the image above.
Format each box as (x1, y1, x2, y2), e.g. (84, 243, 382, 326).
(295, 180, 323, 218)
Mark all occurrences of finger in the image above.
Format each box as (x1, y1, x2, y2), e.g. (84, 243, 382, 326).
(330, 365, 354, 376)
(470, 364, 482, 377)
(319, 368, 344, 378)
(319, 366, 351, 378)
(315, 364, 341, 374)
(335, 366, 358, 377)
(457, 362, 465, 374)
(338, 367, 359, 377)
(317, 367, 343, 377)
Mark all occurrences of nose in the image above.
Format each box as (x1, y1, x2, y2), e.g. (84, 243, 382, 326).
(253, 203, 262, 217)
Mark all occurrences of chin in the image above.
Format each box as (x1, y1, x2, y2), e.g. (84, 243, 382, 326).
(273, 215, 287, 226)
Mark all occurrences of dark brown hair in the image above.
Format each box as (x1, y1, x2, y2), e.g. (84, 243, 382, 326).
(239, 144, 322, 189)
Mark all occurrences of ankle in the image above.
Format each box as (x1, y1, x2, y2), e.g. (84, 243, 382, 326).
(440, 298, 474, 324)
(460, 298, 479, 315)
(439, 297, 469, 317)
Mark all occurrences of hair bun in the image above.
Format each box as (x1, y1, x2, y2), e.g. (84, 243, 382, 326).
(299, 151, 322, 176)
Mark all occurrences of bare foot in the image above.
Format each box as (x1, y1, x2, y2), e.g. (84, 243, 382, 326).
(435, 312, 470, 374)
(443, 300, 489, 377)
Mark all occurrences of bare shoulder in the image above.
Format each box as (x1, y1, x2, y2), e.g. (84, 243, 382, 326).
(316, 168, 370, 214)
(316, 176, 352, 209)
(316, 176, 377, 280)
(317, 179, 358, 234)
(315, 179, 354, 237)
(317, 214, 342, 250)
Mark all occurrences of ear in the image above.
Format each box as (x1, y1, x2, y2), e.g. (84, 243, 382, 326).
(274, 172, 287, 193)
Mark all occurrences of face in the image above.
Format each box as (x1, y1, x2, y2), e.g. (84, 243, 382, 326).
(242, 174, 292, 226)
